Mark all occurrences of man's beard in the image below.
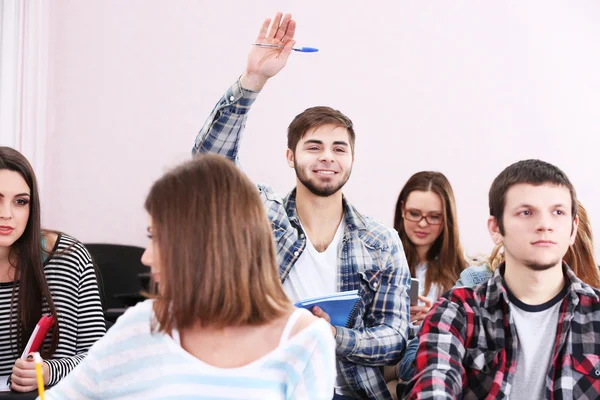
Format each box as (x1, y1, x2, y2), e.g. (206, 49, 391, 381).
(294, 164, 351, 197)
(523, 259, 562, 272)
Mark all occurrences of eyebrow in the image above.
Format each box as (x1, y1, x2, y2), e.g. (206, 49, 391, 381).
(514, 203, 568, 209)
(303, 139, 349, 147)
(407, 208, 442, 214)
(0, 192, 30, 198)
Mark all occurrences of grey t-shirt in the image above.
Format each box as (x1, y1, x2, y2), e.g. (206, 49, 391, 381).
(507, 284, 568, 400)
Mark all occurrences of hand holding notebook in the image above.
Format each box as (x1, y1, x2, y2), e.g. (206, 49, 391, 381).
(5, 315, 55, 389)
(294, 290, 360, 327)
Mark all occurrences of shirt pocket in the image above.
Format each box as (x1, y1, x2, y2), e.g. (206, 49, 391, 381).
(554, 353, 600, 399)
(272, 225, 286, 241)
(464, 347, 501, 374)
(569, 354, 600, 386)
(354, 270, 382, 327)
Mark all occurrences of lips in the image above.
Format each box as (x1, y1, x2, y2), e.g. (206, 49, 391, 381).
(0, 226, 15, 235)
(313, 169, 337, 175)
(414, 231, 428, 238)
(532, 240, 556, 247)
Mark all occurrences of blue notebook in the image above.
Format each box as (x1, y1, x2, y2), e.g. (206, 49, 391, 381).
(294, 290, 360, 327)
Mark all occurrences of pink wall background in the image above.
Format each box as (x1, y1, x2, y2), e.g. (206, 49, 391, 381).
(44, 0, 600, 257)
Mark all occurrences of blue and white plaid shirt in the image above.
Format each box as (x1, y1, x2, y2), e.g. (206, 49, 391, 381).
(193, 79, 411, 399)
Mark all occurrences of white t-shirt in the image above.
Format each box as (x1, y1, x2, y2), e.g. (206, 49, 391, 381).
(415, 262, 440, 305)
(508, 285, 566, 400)
(283, 220, 345, 304)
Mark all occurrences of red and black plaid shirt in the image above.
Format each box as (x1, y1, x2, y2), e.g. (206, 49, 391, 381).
(405, 264, 600, 399)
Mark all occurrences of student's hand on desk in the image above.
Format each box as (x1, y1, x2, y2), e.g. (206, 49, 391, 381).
(10, 354, 49, 392)
(311, 306, 337, 337)
(410, 296, 432, 325)
(241, 12, 297, 91)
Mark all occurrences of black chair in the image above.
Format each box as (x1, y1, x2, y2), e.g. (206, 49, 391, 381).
(85, 243, 148, 323)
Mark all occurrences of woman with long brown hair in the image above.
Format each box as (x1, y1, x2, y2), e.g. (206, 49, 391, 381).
(45, 154, 336, 399)
(0, 147, 105, 391)
(385, 171, 467, 397)
(393, 171, 466, 324)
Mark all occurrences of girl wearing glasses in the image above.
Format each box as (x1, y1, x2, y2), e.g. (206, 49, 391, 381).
(385, 171, 467, 398)
(392, 171, 466, 325)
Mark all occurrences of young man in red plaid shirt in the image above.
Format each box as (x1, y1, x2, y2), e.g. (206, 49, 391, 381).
(405, 159, 600, 399)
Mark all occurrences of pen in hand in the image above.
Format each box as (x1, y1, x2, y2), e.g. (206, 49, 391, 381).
(252, 43, 319, 53)
(34, 352, 46, 400)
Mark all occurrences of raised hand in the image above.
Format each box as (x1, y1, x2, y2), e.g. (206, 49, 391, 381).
(241, 12, 297, 91)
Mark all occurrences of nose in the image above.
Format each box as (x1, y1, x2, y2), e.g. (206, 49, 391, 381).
(318, 147, 335, 163)
(417, 217, 429, 227)
(141, 246, 153, 267)
(535, 212, 553, 232)
(0, 201, 12, 220)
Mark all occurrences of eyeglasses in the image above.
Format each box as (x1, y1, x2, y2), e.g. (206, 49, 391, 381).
(404, 209, 444, 225)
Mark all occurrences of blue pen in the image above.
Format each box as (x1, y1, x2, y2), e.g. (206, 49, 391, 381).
(252, 43, 319, 53)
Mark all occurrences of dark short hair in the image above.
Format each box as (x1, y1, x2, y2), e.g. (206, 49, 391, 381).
(489, 159, 577, 234)
(287, 106, 355, 154)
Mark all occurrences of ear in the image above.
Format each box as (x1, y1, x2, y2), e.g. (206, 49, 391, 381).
(400, 201, 405, 214)
(285, 148, 295, 169)
(570, 215, 579, 245)
(487, 216, 503, 245)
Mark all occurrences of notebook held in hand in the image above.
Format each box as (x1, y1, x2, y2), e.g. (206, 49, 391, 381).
(295, 290, 360, 327)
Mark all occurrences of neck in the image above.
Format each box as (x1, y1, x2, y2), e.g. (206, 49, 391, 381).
(416, 246, 430, 265)
(0, 246, 10, 263)
(295, 184, 344, 233)
(0, 246, 14, 282)
(503, 258, 565, 306)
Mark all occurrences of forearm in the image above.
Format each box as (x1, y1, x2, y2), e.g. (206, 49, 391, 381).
(335, 323, 407, 366)
(192, 78, 260, 166)
(403, 301, 467, 399)
(336, 245, 411, 365)
(45, 354, 86, 386)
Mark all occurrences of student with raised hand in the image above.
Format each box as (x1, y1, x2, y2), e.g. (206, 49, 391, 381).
(193, 12, 411, 400)
(456, 200, 600, 289)
(405, 159, 600, 399)
(0, 147, 106, 392)
(43, 154, 336, 400)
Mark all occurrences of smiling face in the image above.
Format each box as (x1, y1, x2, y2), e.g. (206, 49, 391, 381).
(488, 183, 578, 271)
(402, 190, 445, 255)
(286, 124, 354, 197)
(0, 169, 31, 250)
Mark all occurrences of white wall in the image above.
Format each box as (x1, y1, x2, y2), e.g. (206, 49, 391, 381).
(44, 0, 600, 257)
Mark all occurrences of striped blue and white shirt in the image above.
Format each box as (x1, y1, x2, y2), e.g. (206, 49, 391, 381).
(43, 300, 336, 400)
(192, 79, 411, 399)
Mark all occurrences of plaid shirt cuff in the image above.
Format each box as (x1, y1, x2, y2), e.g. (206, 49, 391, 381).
(228, 76, 261, 110)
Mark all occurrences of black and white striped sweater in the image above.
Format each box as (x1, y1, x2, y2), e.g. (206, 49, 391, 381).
(0, 233, 106, 385)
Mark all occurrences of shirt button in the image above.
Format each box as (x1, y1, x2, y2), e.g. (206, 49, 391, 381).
(300, 234, 305, 239)
(373, 282, 379, 289)
(229, 95, 235, 101)
(294, 251, 299, 257)
(595, 370, 600, 377)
